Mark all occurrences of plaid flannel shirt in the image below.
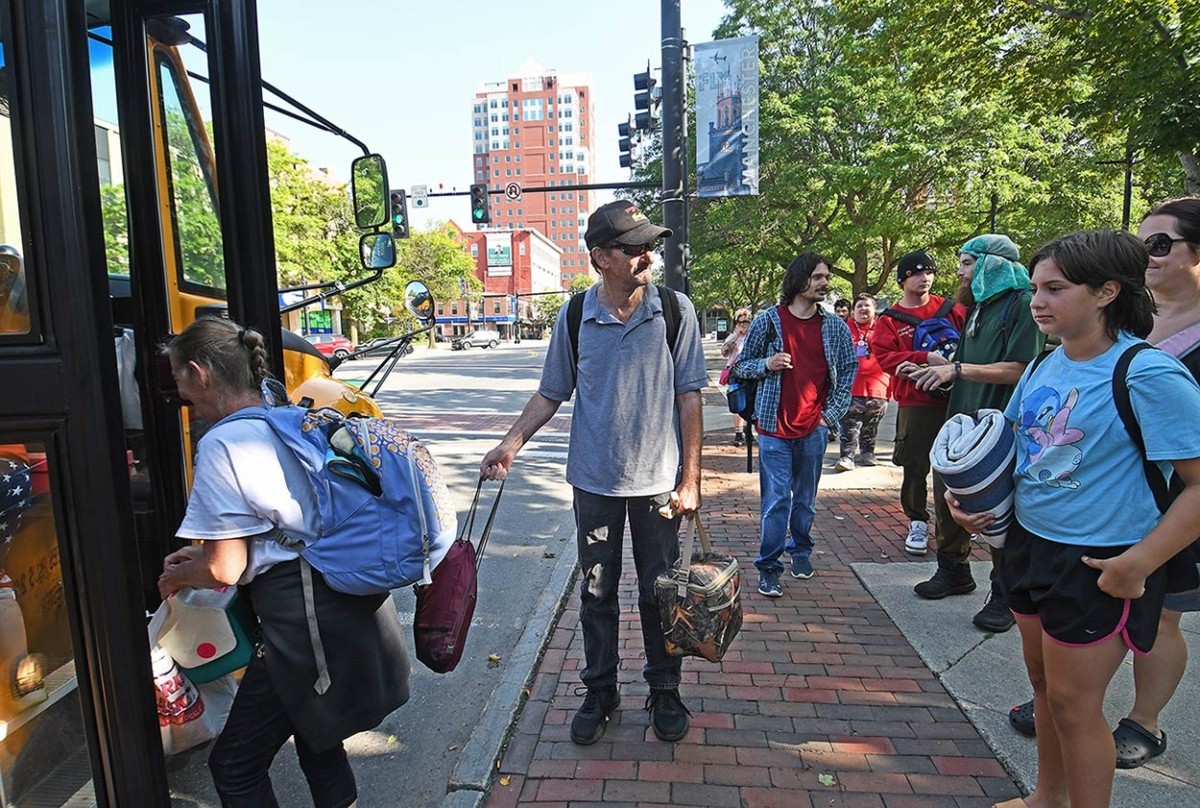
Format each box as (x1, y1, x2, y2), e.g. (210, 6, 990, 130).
(732, 305, 857, 434)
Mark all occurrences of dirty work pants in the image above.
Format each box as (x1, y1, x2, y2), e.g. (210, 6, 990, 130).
(574, 488, 682, 690)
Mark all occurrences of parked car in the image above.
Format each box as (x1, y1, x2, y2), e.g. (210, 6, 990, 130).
(451, 329, 501, 350)
(358, 336, 414, 358)
(303, 333, 355, 360)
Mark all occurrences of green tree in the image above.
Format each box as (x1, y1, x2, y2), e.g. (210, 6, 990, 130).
(843, 0, 1200, 193)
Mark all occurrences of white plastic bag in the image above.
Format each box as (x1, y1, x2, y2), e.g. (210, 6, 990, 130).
(149, 604, 237, 755)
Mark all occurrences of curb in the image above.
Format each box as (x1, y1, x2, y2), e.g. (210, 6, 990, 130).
(441, 515, 580, 807)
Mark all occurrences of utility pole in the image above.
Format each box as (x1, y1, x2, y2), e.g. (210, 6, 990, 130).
(661, 0, 686, 292)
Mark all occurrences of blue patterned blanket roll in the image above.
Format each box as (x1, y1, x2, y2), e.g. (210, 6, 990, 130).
(930, 409, 1016, 549)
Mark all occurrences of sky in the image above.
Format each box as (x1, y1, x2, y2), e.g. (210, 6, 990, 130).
(252, 0, 731, 229)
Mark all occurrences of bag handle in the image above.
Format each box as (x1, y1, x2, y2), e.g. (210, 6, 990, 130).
(674, 513, 712, 596)
(461, 478, 505, 571)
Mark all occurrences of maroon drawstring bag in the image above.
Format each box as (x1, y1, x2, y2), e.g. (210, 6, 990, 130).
(413, 479, 503, 673)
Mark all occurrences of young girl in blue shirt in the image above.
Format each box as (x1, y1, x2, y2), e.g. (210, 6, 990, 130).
(947, 229, 1200, 808)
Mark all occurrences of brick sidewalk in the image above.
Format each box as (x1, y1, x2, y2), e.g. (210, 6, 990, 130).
(484, 440, 1015, 808)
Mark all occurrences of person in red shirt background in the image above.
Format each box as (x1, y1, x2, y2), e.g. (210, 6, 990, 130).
(834, 294, 890, 472)
(870, 251, 967, 557)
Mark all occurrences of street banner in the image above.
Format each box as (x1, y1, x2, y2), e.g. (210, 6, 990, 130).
(485, 233, 512, 276)
(694, 35, 760, 198)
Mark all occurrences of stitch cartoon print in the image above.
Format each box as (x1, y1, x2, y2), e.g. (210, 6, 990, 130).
(1017, 385, 1084, 489)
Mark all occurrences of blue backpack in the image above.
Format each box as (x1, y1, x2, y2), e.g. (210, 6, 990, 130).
(881, 298, 960, 360)
(221, 380, 457, 597)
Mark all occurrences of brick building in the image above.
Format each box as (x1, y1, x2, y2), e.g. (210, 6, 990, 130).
(440, 223, 563, 341)
(470, 57, 596, 288)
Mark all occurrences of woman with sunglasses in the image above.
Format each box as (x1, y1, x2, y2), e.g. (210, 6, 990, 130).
(721, 308, 754, 445)
(1009, 200, 1200, 769)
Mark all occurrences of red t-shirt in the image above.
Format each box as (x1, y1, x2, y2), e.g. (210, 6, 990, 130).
(849, 318, 890, 399)
(870, 295, 966, 408)
(760, 306, 828, 439)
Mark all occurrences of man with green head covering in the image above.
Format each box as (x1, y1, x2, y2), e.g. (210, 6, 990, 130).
(909, 234, 1044, 632)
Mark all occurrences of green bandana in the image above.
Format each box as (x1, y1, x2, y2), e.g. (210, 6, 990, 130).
(961, 234, 1030, 304)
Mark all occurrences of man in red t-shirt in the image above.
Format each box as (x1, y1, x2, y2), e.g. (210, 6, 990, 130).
(834, 294, 890, 471)
(731, 253, 857, 597)
(870, 251, 966, 557)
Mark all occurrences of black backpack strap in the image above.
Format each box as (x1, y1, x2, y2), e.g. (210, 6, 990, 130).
(1028, 348, 1052, 376)
(570, 286, 681, 368)
(657, 284, 681, 353)
(1112, 342, 1173, 513)
(933, 298, 955, 319)
(996, 289, 1022, 339)
(567, 290, 586, 368)
(880, 307, 920, 327)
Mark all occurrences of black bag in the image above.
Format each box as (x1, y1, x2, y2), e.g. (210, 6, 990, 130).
(725, 316, 774, 420)
(726, 378, 756, 419)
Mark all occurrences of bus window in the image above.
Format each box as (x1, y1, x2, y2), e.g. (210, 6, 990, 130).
(151, 17, 226, 311)
(0, 442, 92, 806)
(0, 35, 29, 336)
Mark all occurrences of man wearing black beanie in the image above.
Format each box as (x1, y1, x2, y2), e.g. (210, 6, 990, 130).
(870, 251, 967, 558)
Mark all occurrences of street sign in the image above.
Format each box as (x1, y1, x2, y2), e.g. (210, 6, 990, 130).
(411, 184, 429, 208)
(504, 182, 522, 201)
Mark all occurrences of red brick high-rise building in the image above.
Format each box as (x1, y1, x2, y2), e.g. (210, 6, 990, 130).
(471, 58, 596, 288)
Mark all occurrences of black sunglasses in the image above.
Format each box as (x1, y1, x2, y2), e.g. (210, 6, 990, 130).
(602, 242, 656, 257)
(1144, 232, 1191, 258)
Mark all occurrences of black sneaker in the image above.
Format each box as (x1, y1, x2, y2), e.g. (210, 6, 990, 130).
(973, 587, 1015, 633)
(570, 686, 620, 745)
(913, 557, 976, 599)
(645, 688, 691, 742)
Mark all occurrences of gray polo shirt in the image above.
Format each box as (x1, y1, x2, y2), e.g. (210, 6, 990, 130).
(539, 283, 707, 497)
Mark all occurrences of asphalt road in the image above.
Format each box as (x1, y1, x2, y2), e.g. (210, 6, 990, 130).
(167, 341, 578, 808)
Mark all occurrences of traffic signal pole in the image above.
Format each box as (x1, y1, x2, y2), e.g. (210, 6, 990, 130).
(660, 0, 686, 292)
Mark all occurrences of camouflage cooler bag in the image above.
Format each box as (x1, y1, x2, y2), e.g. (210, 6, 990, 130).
(655, 514, 742, 662)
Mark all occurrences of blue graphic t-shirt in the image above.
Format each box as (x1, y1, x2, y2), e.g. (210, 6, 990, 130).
(1004, 332, 1200, 547)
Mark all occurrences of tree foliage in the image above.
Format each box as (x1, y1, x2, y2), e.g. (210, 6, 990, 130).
(639, 0, 1191, 309)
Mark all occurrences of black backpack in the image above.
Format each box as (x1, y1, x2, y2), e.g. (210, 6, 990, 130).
(566, 284, 681, 368)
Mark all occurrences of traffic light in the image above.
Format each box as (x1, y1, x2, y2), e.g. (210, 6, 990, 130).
(633, 63, 658, 132)
(469, 183, 490, 224)
(617, 118, 634, 169)
(389, 189, 409, 239)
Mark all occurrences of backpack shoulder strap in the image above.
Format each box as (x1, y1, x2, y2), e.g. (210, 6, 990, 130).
(657, 284, 681, 353)
(1112, 342, 1173, 513)
(997, 288, 1022, 337)
(567, 290, 586, 367)
(1028, 348, 1052, 376)
(880, 307, 920, 327)
(933, 298, 955, 319)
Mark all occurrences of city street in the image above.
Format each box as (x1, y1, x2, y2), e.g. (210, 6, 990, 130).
(167, 342, 580, 808)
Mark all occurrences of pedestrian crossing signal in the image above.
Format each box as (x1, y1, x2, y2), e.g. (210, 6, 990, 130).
(469, 184, 490, 224)
(390, 190, 410, 239)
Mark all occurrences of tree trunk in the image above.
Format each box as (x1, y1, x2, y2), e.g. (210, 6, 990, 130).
(1180, 151, 1200, 196)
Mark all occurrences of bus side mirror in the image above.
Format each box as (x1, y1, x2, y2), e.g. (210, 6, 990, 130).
(360, 233, 396, 270)
(350, 154, 389, 230)
(404, 280, 435, 326)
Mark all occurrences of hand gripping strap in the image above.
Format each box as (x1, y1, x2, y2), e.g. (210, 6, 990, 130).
(460, 477, 506, 571)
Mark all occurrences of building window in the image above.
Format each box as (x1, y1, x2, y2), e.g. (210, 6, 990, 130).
(549, 138, 555, 147)
(548, 124, 555, 132)
(505, 155, 511, 162)
(506, 169, 512, 176)
(516, 168, 521, 175)
(550, 166, 555, 173)
(489, 99, 497, 109)
(493, 300, 502, 314)
(470, 244, 479, 257)
(515, 155, 521, 162)
(519, 242, 526, 255)
(451, 302, 459, 314)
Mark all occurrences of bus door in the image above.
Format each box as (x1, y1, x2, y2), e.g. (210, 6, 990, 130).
(0, 0, 169, 805)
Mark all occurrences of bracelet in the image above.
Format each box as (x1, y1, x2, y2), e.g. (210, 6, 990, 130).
(953, 361, 962, 381)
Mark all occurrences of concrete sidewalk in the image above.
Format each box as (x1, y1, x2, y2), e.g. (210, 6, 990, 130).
(475, 343, 1198, 807)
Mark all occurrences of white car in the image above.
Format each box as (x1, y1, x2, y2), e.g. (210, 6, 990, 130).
(452, 329, 501, 350)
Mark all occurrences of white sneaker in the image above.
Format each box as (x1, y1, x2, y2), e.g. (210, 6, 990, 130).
(833, 456, 855, 472)
(904, 521, 929, 556)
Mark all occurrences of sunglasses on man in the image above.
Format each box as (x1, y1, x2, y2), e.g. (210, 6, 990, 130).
(601, 242, 657, 257)
(1144, 232, 1192, 258)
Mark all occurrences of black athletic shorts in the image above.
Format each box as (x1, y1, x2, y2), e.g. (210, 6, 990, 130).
(1000, 521, 1167, 655)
